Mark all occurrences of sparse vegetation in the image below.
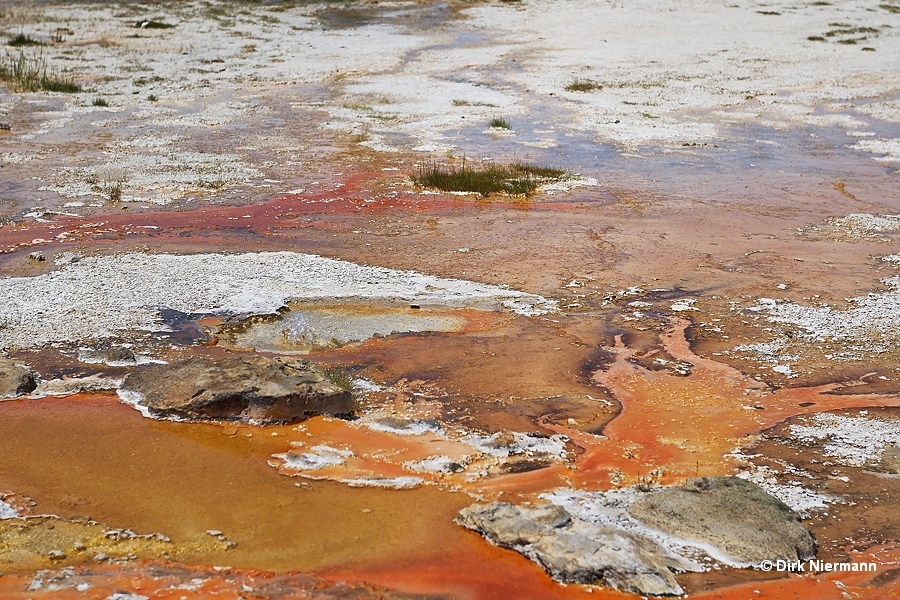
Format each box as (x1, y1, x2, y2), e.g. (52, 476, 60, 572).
(0, 51, 81, 93)
(324, 367, 353, 391)
(825, 26, 879, 36)
(92, 96, 109, 107)
(8, 33, 42, 47)
(51, 28, 72, 43)
(412, 159, 566, 198)
(107, 182, 122, 202)
(147, 93, 158, 102)
(564, 78, 601, 92)
(453, 99, 497, 107)
(91, 169, 126, 203)
(807, 35, 826, 41)
(489, 117, 511, 129)
(133, 75, 164, 86)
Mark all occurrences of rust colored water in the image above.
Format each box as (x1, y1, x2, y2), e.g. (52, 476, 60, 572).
(0, 394, 468, 574)
(555, 319, 900, 489)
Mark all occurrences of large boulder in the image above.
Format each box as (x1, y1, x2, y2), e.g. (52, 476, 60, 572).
(118, 355, 352, 423)
(627, 476, 816, 566)
(0, 359, 37, 399)
(455, 502, 692, 596)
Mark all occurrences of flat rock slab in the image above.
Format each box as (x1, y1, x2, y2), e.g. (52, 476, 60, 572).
(119, 355, 352, 424)
(627, 476, 816, 566)
(457, 477, 817, 596)
(0, 359, 37, 399)
(456, 502, 691, 596)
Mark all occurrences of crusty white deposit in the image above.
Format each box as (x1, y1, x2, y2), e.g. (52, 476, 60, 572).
(790, 411, 900, 468)
(0, 251, 555, 350)
(2, 0, 899, 215)
(0, 498, 18, 520)
(746, 276, 900, 353)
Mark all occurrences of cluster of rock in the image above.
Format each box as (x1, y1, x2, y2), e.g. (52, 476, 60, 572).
(456, 476, 816, 596)
(118, 355, 353, 423)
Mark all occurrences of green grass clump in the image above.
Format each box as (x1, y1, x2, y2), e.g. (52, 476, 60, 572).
(453, 99, 497, 107)
(489, 117, 511, 129)
(0, 51, 81, 93)
(324, 367, 353, 391)
(133, 20, 175, 29)
(412, 160, 566, 198)
(92, 96, 109, 107)
(8, 33, 42, 47)
(133, 75, 164, 86)
(564, 78, 601, 92)
(148, 93, 158, 102)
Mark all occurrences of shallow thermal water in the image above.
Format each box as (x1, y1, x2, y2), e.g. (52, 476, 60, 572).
(228, 305, 468, 352)
(2, 0, 900, 599)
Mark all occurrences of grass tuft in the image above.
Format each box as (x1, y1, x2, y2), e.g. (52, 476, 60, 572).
(8, 33, 42, 47)
(133, 75, 164, 86)
(324, 367, 353, 391)
(0, 51, 81, 93)
(564, 78, 601, 92)
(412, 159, 566, 198)
(489, 117, 511, 129)
(147, 93, 158, 102)
(92, 96, 109, 107)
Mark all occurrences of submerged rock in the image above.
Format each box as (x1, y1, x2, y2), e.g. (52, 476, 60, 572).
(627, 476, 816, 566)
(0, 359, 37, 398)
(78, 345, 137, 366)
(119, 355, 352, 423)
(455, 502, 691, 596)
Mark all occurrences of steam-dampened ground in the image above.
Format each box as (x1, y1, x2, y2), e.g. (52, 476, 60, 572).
(1, 0, 900, 598)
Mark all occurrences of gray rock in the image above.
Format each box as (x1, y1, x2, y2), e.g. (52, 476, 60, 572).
(78, 345, 137, 366)
(119, 355, 352, 423)
(0, 359, 37, 398)
(456, 502, 690, 596)
(627, 476, 816, 566)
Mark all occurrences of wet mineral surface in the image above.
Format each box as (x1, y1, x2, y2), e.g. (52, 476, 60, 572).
(1, 0, 900, 598)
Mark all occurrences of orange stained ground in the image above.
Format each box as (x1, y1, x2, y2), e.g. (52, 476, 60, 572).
(554, 319, 900, 489)
(0, 544, 896, 600)
(0, 170, 589, 258)
(269, 318, 900, 497)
